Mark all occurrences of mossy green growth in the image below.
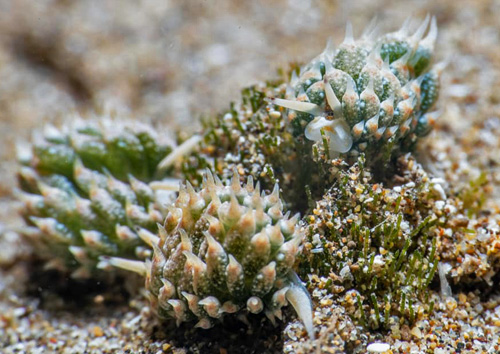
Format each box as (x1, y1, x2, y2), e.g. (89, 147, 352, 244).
(299, 156, 441, 329)
(17, 118, 177, 276)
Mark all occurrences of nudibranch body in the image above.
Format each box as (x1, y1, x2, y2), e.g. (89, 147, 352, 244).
(16, 117, 184, 276)
(106, 170, 314, 337)
(272, 17, 442, 158)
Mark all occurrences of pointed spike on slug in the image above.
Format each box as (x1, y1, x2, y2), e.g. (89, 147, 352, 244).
(247, 296, 264, 314)
(115, 225, 138, 242)
(226, 254, 244, 294)
(237, 209, 257, 236)
(290, 212, 300, 225)
(254, 201, 269, 229)
(181, 292, 201, 316)
(81, 230, 106, 249)
(18, 226, 43, 242)
(385, 125, 399, 139)
(290, 70, 298, 85)
(199, 296, 222, 318)
(136, 227, 160, 247)
(36, 181, 56, 198)
(195, 318, 213, 329)
(254, 181, 261, 198)
(433, 61, 448, 77)
(223, 191, 242, 222)
(221, 301, 240, 314)
(231, 168, 242, 194)
(204, 214, 223, 237)
(101, 256, 147, 276)
(30, 217, 69, 243)
(16, 141, 33, 163)
(148, 205, 164, 224)
(345, 76, 358, 96)
(267, 202, 284, 221)
(16, 190, 43, 210)
(277, 233, 303, 271)
(262, 262, 277, 279)
(323, 77, 343, 117)
(323, 55, 335, 74)
(410, 14, 430, 46)
(285, 85, 295, 101)
(361, 78, 375, 97)
(352, 120, 365, 140)
(165, 206, 182, 232)
(416, 74, 426, 87)
(270, 98, 322, 115)
(362, 15, 379, 40)
(68, 246, 88, 263)
(167, 299, 187, 326)
(400, 118, 412, 135)
(398, 16, 413, 36)
(367, 42, 383, 67)
(365, 113, 380, 134)
(144, 258, 153, 286)
(323, 37, 335, 60)
(246, 174, 254, 193)
(177, 183, 188, 203)
(205, 190, 221, 216)
(204, 169, 216, 190)
(267, 224, 284, 247)
(157, 223, 168, 242)
(203, 231, 225, 258)
(179, 229, 193, 252)
(374, 126, 386, 140)
(186, 181, 196, 199)
(183, 250, 205, 270)
(160, 278, 177, 300)
(151, 240, 167, 267)
(382, 56, 391, 72)
(71, 266, 91, 279)
(272, 287, 289, 315)
(267, 183, 280, 205)
(43, 123, 64, 141)
(311, 60, 323, 76)
(280, 212, 299, 237)
(43, 258, 66, 272)
(251, 231, 271, 256)
(421, 16, 438, 49)
(286, 273, 315, 340)
(343, 21, 355, 45)
(214, 174, 224, 187)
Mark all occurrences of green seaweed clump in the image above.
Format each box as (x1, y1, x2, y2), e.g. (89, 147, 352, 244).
(299, 156, 442, 329)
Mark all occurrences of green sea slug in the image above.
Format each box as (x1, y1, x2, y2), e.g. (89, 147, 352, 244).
(270, 16, 442, 163)
(104, 170, 314, 337)
(16, 117, 200, 277)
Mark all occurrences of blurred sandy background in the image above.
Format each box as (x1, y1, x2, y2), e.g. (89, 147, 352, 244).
(0, 0, 499, 352)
